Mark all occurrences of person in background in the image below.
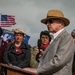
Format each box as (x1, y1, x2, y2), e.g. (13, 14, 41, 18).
(23, 10, 75, 75)
(0, 27, 7, 75)
(6, 39, 13, 44)
(30, 30, 51, 68)
(71, 29, 75, 75)
(3, 28, 31, 68)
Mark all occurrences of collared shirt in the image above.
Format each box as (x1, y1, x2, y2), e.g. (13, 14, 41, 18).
(50, 28, 64, 43)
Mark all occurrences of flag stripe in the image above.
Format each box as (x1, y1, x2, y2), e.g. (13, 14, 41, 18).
(1, 22, 16, 25)
(7, 16, 15, 20)
(1, 23, 16, 25)
(0, 26, 11, 27)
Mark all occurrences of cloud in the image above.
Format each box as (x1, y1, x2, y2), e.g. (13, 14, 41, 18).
(0, 0, 75, 46)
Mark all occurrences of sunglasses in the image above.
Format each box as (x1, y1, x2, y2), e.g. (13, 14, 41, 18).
(48, 19, 53, 24)
(47, 19, 61, 24)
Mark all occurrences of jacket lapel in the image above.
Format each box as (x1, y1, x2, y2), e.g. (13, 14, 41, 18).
(10, 42, 23, 55)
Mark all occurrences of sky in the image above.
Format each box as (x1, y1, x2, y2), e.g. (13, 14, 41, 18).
(0, 0, 75, 46)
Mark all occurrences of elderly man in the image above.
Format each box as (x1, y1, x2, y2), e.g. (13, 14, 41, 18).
(23, 10, 75, 75)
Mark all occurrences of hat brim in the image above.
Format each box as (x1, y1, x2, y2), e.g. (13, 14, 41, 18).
(12, 29, 26, 35)
(41, 17, 70, 26)
(12, 31, 26, 35)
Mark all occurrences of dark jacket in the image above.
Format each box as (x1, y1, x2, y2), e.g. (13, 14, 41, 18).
(0, 40, 7, 63)
(72, 41, 75, 72)
(0, 40, 7, 75)
(3, 42, 31, 68)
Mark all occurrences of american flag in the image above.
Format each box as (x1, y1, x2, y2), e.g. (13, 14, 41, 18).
(0, 15, 16, 27)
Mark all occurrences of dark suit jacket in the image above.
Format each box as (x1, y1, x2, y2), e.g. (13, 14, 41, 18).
(37, 30, 75, 75)
(0, 40, 7, 75)
(0, 40, 7, 63)
(3, 42, 31, 68)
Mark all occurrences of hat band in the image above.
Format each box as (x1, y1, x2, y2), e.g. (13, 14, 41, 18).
(47, 16, 56, 18)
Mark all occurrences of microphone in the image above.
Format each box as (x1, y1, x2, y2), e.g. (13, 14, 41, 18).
(37, 39, 42, 50)
(36, 39, 42, 62)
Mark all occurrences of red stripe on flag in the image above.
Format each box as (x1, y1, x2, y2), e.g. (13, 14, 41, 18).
(0, 25, 12, 27)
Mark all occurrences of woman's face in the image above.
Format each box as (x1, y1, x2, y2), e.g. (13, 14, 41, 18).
(41, 35, 50, 45)
(15, 33, 24, 43)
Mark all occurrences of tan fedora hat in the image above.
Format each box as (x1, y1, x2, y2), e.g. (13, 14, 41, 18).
(41, 10, 70, 26)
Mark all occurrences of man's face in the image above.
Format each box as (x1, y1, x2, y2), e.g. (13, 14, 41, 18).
(46, 19, 63, 33)
(41, 35, 50, 45)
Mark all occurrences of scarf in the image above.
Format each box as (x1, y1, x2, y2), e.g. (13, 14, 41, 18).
(16, 46, 22, 53)
(41, 43, 49, 50)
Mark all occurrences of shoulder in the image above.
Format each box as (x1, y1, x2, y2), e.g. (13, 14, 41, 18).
(59, 30, 72, 40)
(5, 42, 15, 49)
(31, 46, 36, 51)
(21, 42, 31, 50)
(58, 30, 74, 47)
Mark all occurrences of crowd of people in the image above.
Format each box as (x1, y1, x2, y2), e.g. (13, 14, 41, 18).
(0, 9, 75, 75)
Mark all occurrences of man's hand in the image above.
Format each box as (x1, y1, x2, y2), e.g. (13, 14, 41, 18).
(23, 68, 39, 75)
(35, 46, 44, 58)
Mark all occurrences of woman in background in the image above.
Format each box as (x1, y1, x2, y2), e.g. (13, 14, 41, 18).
(3, 28, 31, 68)
(30, 30, 51, 68)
